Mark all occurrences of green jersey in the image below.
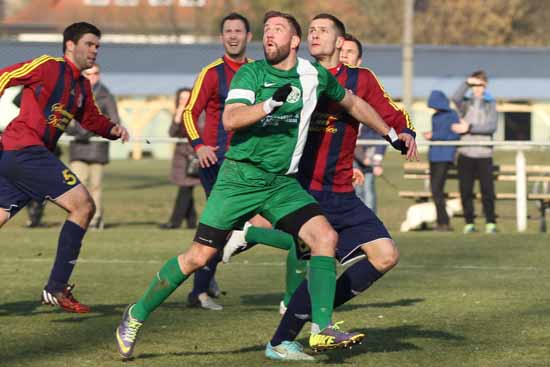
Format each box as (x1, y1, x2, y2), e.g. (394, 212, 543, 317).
(225, 57, 346, 175)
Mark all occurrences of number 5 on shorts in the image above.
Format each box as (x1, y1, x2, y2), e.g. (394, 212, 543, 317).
(62, 169, 78, 186)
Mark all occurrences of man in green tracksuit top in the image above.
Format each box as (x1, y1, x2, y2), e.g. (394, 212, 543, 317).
(116, 10, 406, 360)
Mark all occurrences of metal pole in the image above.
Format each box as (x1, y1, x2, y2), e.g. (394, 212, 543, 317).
(402, 0, 414, 113)
(516, 150, 527, 232)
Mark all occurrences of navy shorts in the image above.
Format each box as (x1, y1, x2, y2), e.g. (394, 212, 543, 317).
(311, 190, 392, 265)
(199, 159, 222, 197)
(0, 146, 81, 217)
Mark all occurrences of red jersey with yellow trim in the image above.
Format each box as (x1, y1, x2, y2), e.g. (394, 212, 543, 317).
(0, 55, 117, 152)
(299, 63, 415, 193)
(183, 55, 249, 159)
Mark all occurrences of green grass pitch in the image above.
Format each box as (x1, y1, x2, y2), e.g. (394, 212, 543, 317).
(1, 153, 549, 366)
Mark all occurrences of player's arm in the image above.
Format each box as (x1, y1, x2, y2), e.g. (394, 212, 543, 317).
(358, 69, 417, 160)
(361, 69, 415, 136)
(183, 68, 220, 168)
(0, 55, 59, 97)
(223, 83, 292, 131)
(339, 92, 417, 160)
(79, 80, 128, 142)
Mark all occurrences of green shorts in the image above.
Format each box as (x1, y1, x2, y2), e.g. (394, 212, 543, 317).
(199, 159, 318, 230)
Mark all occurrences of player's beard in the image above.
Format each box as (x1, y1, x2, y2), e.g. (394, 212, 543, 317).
(264, 42, 291, 65)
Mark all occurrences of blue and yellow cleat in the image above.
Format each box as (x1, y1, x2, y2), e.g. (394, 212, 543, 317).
(265, 341, 315, 361)
(309, 322, 365, 352)
(115, 304, 144, 360)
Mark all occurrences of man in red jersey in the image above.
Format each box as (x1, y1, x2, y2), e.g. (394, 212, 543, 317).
(228, 14, 416, 360)
(180, 12, 271, 311)
(0, 22, 129, 313)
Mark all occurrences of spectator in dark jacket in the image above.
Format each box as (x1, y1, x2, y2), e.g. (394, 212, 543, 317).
(160, 88, 200, 229)
(451, 70, 498, 234)
(66, 63, 120, 230)
(423, 90, 460, 231)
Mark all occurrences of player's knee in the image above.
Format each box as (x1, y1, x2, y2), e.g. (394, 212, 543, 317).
(372, 241, 399, 272)
(181, 251, 209, 272)
(0, 210, 9, 228)
(78, 197, 96, 222)
(312, 227, 338, 252)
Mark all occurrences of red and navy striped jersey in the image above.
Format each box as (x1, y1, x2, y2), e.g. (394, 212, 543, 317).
(299, 63, 415, 193)
(0, 55, 117, 152)
(183, 55, 249, 159)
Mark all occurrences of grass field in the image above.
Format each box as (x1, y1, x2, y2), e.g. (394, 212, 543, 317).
(1, 152, 549, 367)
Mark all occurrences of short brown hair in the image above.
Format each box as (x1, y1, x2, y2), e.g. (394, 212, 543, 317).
(263, 10, 302, 39)
(470, 70, 488, 83)
(343, 33, 363, 59)
(312, 13, 346, 37)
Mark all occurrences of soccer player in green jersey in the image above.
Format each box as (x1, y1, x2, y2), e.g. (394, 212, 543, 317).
(115, 10, 409, 359)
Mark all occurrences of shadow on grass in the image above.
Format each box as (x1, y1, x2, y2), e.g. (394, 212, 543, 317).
(240, 293, 425, 313)
(135, 324, 464, 362)
(317, 324, 465, 363)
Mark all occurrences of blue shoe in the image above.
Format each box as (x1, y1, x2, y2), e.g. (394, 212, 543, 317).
(265, 341, 315, 361)
(116, 304, 144, 360)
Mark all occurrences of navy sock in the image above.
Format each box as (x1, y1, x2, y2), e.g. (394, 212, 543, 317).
(333, 258, 383, 308)
(46, 220, 85, 292)
(271, 280, 310, 346)
(270, 258, 384, 345)
(191, 253, 220, 296)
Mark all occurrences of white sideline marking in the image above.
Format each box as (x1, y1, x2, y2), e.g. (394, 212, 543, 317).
(0, 258, 538, 271)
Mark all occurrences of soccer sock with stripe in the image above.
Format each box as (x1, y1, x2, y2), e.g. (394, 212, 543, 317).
(271, 258, 384, 345)
(46, 220, 85, 292)
(283, 242, 307, 307)
(308, 256, 336, 332)
(333, 258, 383, 308)
(131, 256, 187, 321)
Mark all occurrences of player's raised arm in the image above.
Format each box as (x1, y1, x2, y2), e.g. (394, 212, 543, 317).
(339, 91, 418, 160)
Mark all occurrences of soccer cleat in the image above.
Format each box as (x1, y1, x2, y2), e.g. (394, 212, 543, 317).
(188, 293, 223, 311)
(485, 223, 497, 234)
(309, 322, 365, 352)
(41, 284, 91, 313)
(463, 224, 476, 234)
(222, 230, 247, 263)
(116, 304, 144, 360)
(279, 300, 287, 316)
(265, 341, 315, 361)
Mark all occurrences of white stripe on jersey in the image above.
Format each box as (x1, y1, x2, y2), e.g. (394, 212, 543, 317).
(226, 89, 255, 104)
(287, 57, 319, 175)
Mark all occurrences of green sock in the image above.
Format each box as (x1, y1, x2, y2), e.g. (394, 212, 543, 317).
(245, 226, 294, 251)
(308, 256, 336, 331)
(131, 256, 187, 321)
(283, 242, 307, 306)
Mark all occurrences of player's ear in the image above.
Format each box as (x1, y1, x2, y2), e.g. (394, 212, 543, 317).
(335, 35, 344, 49)
(290, 34, 300, 50)
(246, 32, 253, 43)
(65, 40, 75, 53)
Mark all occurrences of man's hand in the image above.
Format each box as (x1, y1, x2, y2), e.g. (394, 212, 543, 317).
(373, 166, 383, 177)
(197, 145, 219, 168)
(262, 83, 292, 114)
(452, 120, 470, 134)
(110, 125, 129, 142)
(423, 131, 432, 140)
(383, 128, 418, 161)
(352, 168, 365, 187)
